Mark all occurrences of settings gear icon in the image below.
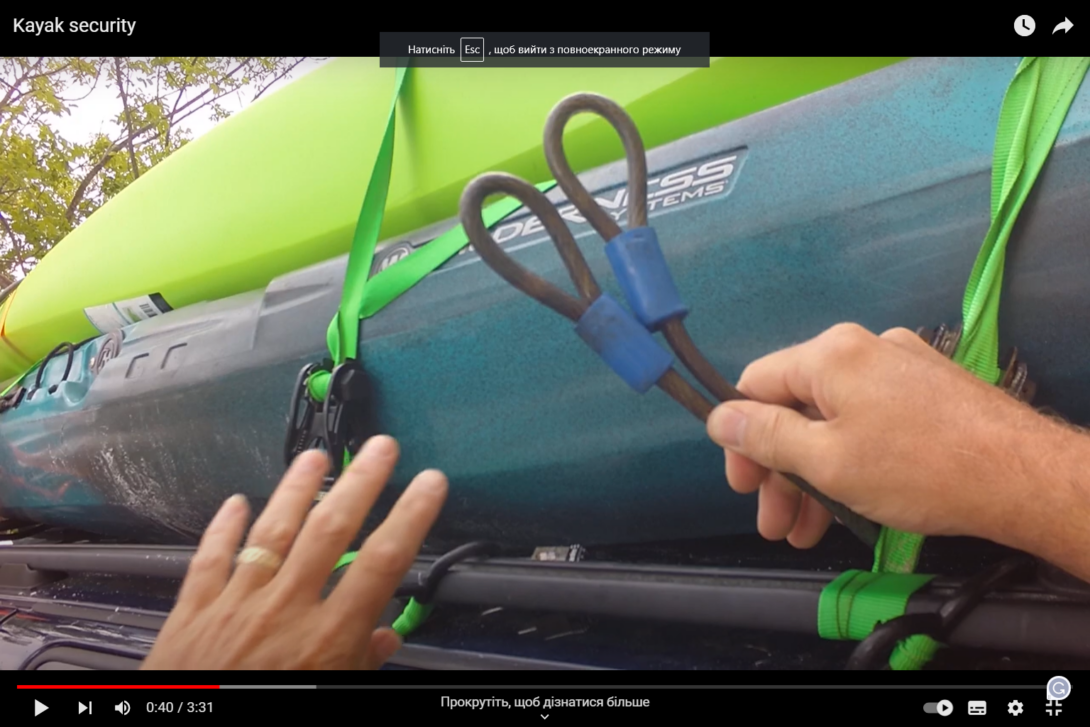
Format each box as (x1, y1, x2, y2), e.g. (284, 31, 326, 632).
(1008, 700, 1024, 716)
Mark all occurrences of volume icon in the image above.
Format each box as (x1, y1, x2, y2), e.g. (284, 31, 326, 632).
(115, 701, 130, 715)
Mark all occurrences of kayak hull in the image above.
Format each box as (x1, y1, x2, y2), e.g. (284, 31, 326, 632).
(0, 57, 903, 382)
(0, 57, 1088, 547)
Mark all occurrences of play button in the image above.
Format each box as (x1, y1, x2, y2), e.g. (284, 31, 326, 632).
(937, 700, 953, 716)
(34, 700, 48, 716)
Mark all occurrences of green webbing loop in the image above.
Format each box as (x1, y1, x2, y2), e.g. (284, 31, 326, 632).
(306, 370, 330, 403)
(872, 530, 939, 670)
(953, 56, 1090, 382)
(391, 598, 435, 638)
(333, 551, 356, 571)
(817, 571, 939, 670)
(324, 63, 410, 369)
(819, 57, 1089, 670)
(332, 550, 433, 638)
(315, 64, 560, 637)
(303, 58, 556, 410)
(817, 571, 935, 640)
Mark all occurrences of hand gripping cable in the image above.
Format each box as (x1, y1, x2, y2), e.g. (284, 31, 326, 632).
(458, 93, 882, 550)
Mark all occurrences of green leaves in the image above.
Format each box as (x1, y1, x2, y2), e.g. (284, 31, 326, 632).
(0, 56, 316, 278)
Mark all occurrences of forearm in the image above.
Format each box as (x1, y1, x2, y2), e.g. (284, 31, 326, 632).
(975, 410, 1090, 583)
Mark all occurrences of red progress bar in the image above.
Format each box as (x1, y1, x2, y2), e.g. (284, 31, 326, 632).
(18, 685, 220, 689)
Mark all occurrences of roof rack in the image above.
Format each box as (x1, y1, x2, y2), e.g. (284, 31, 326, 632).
(2, 543, 1089, 660)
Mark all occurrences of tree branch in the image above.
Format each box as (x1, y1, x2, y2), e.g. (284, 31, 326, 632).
(112, 58, 141, 179)
(55, 62, 106, 104)
(64, 58, 288, 222)
(0, 58, 42, 112)
(0, 210, 29, 277)
(251, 57, 308, 100)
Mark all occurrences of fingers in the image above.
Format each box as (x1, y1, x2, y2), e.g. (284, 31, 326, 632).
(749, 473, 835, 546)
(723, 405, 824, 497)
(274, 435, 401, 596)
(734, 344, 820, 409)
(757, 473, 803, 540)
(725, 449, 765, 494)
(708, 400, 830, 480)
(175, 494, 250, 611)
(880, 326, 937, 357)
(323, 468, 448, 635)
(224, 449, 330, 597)
(733, 323, 873, 415)
(358, 627, 403, 670)
(786, 494, 834, 548)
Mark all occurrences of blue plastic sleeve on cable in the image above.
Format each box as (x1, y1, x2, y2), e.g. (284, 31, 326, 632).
(604, 227, 689, 331)
(574, 293, 674, 393)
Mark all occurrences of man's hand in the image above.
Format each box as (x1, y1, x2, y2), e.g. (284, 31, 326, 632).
(142, 435, 447, 669)
(706, 323, 1077, 551)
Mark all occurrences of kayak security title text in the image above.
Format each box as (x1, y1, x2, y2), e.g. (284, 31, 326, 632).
(12, 18, 137, 36)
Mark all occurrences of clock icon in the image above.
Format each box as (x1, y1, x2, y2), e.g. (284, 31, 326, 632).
(1015, 15, 1035, 36)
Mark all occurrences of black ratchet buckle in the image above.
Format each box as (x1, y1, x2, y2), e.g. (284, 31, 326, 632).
(321, 359, 377, 479)
(916, 322, 1036, 404)
(284, 358, 377, 483)
(284, 359, 332, 482)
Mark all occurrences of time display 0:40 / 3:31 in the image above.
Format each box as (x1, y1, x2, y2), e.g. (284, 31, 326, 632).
(146, 702, 213, 714)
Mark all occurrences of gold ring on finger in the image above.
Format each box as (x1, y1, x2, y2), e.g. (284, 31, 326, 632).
(235, 546, 284, 572)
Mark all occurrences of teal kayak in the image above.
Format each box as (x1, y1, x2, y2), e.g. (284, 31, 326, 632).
(0, 57, 1088, 547)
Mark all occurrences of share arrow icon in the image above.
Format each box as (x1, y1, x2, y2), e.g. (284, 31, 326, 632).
(1053, 17, 1073, 34)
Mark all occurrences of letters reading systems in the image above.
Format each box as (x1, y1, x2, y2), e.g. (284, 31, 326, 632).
(13, 18, 137, 35)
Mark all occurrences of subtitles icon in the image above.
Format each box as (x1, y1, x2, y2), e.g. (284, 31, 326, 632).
(968, 701, 986, 715)
(460, 38, 484, 62)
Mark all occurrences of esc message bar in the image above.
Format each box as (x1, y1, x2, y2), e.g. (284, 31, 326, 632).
(379, 32, 710, 67)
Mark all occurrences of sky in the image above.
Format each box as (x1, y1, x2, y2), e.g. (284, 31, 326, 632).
(48, 57, 332, 145)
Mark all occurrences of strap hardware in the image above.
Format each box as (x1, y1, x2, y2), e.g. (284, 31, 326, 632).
(283, 358, 377, 482)
(321, 360, 377, 479)
(284, 360, 330, 471)
(845, 556, 1035, 670)
(916, 323, 1035, 403)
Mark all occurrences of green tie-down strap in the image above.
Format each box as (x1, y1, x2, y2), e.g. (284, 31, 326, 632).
(953, 56, 1090, 383)
(818, 56, 1089, 671)
(332, 550, 433, 638)
(817, 570, 938, 669)
(391, 597, 435, 638)
(317, 65, 558, 633)
(304, 180, 556, 405)
(302, 60, 557, 474)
